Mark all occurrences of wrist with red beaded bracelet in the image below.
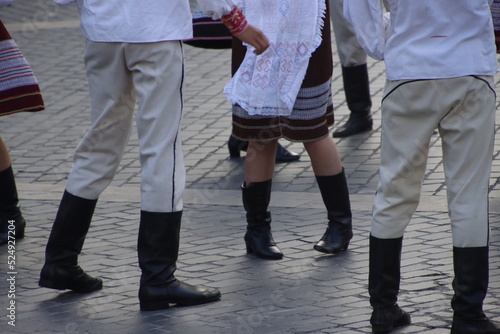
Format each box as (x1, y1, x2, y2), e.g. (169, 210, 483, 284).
(221, 7, 249, 36)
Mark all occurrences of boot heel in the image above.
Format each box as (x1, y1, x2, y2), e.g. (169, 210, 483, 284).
(342, 241, 350, 251)
(228, 144, 241, 158)
(140, 300, 171, 311)
(228, 135, 248, 158)
(38, 278, 66, 290)
(245, 242, 254, 254)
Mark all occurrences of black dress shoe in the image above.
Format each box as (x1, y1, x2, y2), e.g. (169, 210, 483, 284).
(333, 113, 373, 138)
(275, 144, 300, 163)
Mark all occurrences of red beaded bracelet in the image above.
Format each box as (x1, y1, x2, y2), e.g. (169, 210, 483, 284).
(221, 7, 249, 36)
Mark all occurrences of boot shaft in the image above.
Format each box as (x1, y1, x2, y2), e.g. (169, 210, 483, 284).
(315, 169, 352, 225)
(0, 165, 21, 214)
(369, 235, 403, 309)
(241, 179, 273, 225)
(138, 210, 182, 285)
(45, 190, 98, 264)
(341, 63, 372, 114)
(452, 246, 489, 320)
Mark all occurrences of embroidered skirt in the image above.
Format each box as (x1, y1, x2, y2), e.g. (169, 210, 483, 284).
(230, 8, 334, 143)
(0, 20, 44, 117)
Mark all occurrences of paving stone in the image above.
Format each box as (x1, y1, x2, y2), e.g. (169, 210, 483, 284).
(1, 2, 500, 333)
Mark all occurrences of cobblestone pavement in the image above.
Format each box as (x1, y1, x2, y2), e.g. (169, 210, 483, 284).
(1, 2, 500, 333)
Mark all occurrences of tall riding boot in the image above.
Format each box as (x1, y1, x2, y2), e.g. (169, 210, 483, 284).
(313, 169, 353, 254)
(451, 247, 500, 334)
(333, 64, 373, 138)
(369, 235, 411, 333)
(242, 179, 283, 259)
(228, 135, 300, 163)
(138, 211, 221, 311)
(39, 190, 102, 292)
(0, 165, 26, 245)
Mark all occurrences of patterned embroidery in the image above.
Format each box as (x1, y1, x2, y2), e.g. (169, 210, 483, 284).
(224, 0, 325, 116)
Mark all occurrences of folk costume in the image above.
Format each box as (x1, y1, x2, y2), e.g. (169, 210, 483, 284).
(226, 0, 353, 260)
(229, 0, 334, 143)
(40, 0, 253, 312)
(0, 1, 44, 246)
(345, 1, 499, 333)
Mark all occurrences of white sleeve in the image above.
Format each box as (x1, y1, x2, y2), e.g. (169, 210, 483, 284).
(52, 0, 76, 6)
(196, 0, 236, 20)
(343, 0, 388, 60)
(0, 0, 14, 9)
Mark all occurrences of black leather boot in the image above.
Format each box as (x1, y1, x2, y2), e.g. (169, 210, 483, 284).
(451, 246, 500, 334)
(369, 235, 411, 333)
(242, 180, 283, 259)
(138, 211, 221, 311)
(39, 190, 102, 293)
(228, 135, 300, 163)
(313, 169, 353, 254)
(333, 64, 373, 138)
(0, 166, 26, 245)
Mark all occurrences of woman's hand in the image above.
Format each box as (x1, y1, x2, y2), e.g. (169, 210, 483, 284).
(236, 25, 269, 55)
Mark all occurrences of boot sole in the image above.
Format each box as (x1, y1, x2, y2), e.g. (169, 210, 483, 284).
(313, 241, 350, 254)
(246, 243, 284, 260)
(333, 125, 373, 138)
(140, 294, 221, 311)
(372, 312, 411, 333)
(38, 278, 103, 293)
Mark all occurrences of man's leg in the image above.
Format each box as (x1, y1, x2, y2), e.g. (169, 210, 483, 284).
(40, 42, 135, 292)
(439, 76, 499, 333)
(329, 0, 372, 138)
(130, 41, 220, 310)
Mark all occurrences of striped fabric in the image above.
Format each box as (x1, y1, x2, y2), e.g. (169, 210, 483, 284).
(183, 17, 232, 49)
(492, 0, 500, 53)
(232, 80, 334, 142)
(0, 20, 44, 117)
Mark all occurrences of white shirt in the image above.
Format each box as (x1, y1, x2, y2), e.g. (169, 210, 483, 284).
(344, 0, 497, 80)
(53, 0, 235, 43)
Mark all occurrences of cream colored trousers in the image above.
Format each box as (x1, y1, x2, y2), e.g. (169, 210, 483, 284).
(371, 76, 496, 248)
(66, 40, 186, 213)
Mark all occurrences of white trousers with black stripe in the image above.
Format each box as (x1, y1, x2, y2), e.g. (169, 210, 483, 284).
(66, 40, 186, 213)
(371, 76, 496, 248)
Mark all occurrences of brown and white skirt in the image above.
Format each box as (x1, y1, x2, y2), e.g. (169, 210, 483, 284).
(230, 6, 334, 143)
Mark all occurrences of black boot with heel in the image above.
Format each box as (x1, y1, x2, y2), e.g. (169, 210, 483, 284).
(0, 166, 26, 245)
(242, 179, 283, 259)
(313, 169, 353, 254)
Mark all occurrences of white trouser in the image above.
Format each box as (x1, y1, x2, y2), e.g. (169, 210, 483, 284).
(66, 40, 186, 213)
(371, 76, 496, 248)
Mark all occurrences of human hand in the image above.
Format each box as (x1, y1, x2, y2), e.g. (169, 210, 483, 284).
(236, 25, 269, 55)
